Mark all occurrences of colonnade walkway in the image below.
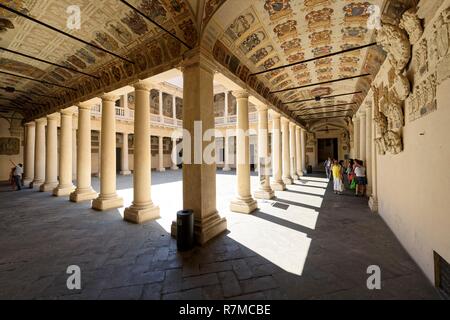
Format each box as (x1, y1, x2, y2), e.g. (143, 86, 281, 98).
(0, 172, 439, 299)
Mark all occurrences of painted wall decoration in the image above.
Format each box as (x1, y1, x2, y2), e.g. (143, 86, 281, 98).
(176, 97, 183, 120)
(150, 89, 159, 115)
(227, 92, 237, 116)
(309, 30, 332, 47)
(225, 13, 256, 41)
(250, 46, 274, 64)
(281, 38, 302, 55)
(240, 31, 267, 54)
(273, 20, 297, 41)
(0, 137, 20, 155)
(305, 8, 334, 31)
(162, 93, 173, 117)
(214, 93, 225, 117)
(264, 0, 293, 22)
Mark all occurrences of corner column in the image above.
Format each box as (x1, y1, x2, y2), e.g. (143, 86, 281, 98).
(254, 104, 274, 200)
(40, 113, 58, 192)
(171, 51, 227, 244)
(158, 136, 165, 172)
(171, 137, 179, 170)
(281, 117, 293, 185)
(120, 132, 131, 175)
(295, 126, 303, 177)
(270, 112, 285, 191)
(23, 122, 35, 187)
(124, 82, 160, 223)
(32, 118, 46, 188)
(289, 122, 298, 180)
(53, 107, 75, 196)
(359, 111, 366, 161)
(70, 102, 97, 202)
(92, 95, 123, 210)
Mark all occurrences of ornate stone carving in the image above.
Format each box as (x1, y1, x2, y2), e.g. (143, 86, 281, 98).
(399, 8, 423, 45)
(392, 71, 411, 101)
(407, 72, 437, 122)
(376, 23, 411, 72)
(306, 132, 316, 146)
(414, 39, 428, 77)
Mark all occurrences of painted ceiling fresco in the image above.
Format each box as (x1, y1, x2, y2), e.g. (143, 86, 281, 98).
(210, 0, 393, 127)
(0, 0, 197, 118)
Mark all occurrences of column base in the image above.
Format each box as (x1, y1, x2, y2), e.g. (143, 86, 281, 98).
(158, 168, 166, 172)
(171, 211, 228, 245)
(70, 188, 98, 202)
(222, 166, 231, 172)
(292, 174, 299, 180)
(23, 178, 33, 188)
(53, 185, 75, 197)
(283, 177, 293, 185)
(271, 181, 286, 191)
(119, 170, 131, 175)
(171, 166, 179, 170)
(254, 188, 275, 200)
(31, 179, 44, 189)
(369, 196, 378, 213)
(124, 203, 160, 224)
(230, 197, 258, 214)
(92, 194, 123, 211)
(40, 182, 58, 192)
(296, 171, 304, 177)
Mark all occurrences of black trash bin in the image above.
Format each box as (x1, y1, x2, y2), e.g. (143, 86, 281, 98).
(307, 165, 313, 174)
(177, 210, 194, 251)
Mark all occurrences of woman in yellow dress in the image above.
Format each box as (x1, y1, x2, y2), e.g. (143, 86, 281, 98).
(331, 160, 344, 195)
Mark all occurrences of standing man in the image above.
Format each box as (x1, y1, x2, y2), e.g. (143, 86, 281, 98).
(11, 161, 23, 191)
(324, 157, 332, 179)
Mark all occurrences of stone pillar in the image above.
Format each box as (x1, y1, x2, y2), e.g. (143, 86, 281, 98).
(289, 122, 298, 180)
(53, 108, 75, 196)
(223, 133, 231, 171)
(359, 111, 366, 161)
(171, 137, 179, 170)
(353, 116, 360, 159)
(40, 113, 59, 192)
(281, 117, 293, 185)
(158, 136, 165, 172)
(23, 122, 35, 187)
(32, 118, 46, 188)
(92, 95, 123, 210)
(365, 105, 373, 195)
(70, 102, 97, 202)
(369, 103, 378, 212)
(124, 82, 160, 223)
(271, 113, 285, 191)
(72, 126, 77, 180)
(120, 132, 131, 175)
(295, 126, 303, 177)
(300, 128, 306, 174)
(170, 51, 227, 244)
(254, 105, 274, 200)
(230, 90, 257, 214)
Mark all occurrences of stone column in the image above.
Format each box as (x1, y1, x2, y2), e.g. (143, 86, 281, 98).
(289, 122, 298, 180)
(300, 128, 306, 174)
(230, 90, 257, 214)
(92, 95, 123, 210)
(223, 133, 231, 171)
(170, 51, 227, 244)
(119, 132, 131, 175)
(270, 112, 285, 191)
(353, 116, 360, 159)
(32, 118, 46, 188)
(70, 102, 97, 202)
(158, 136, 165, 171)
(72, 126, 77, 180)
(281, 117, 293, 185)
(369, 103, 378, 212)
(53, 108, 75, 196)
(295, 126, 303, 177)
(171, 137, 179, 170)
(359, 111, 366, 161)
(254, 105, 274, 200)
(40, 113, 59, 192)
(365, 105, 373, 195)
(124, 82, 160, 223)
(23, 122, 35, 187)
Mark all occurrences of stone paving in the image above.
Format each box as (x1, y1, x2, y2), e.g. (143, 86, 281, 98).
(0, 171, 440, 300)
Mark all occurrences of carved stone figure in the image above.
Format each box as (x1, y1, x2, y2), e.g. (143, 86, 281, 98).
(384, 131, 403, 155)
(376, 23, 411, 72)
(399, 8, 423, 45)
(306, 132, 316, 146)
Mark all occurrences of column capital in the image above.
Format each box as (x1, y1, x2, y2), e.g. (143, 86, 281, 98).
(232, 90, 249, 99)
(78, 101, 94, 110)
(289, 121, 296, 128)
(270, 110, 281, 119)
(47, 112, 59, 120)
(133, 80, 154, 92)
(61, 106, 76, 116)
(255, 104, 268, 112)
(35, 117, 47, 124)
(25, 122, 35, 128)
(181, 47, 217, 74)
(101, 94, 119, 102)
(280, 117, 290, 125)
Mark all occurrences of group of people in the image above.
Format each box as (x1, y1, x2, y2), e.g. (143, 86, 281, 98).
(324, 157, 367, 196)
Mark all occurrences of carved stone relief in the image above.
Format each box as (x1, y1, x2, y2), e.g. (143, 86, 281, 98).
(407, 73, 437, 122)
(376, 23, 411, 72)
(399, 8, 423, 45)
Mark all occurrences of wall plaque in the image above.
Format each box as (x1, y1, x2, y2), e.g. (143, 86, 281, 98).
(0, 137, 20, 155)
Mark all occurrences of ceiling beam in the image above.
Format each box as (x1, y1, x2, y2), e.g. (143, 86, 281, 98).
(250, 43, 377, 76)
(0, 70, 76, 91)
(301, 115, 350, 121)
(119, 0, 193, 50)
(271, 74, 371, 94)
(292, 102, 357, 112)
(0, 47, 100, 80)
(299, 110, 351, 117)
(0, 3, 134, 64)
(283, 91, 362, 105)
